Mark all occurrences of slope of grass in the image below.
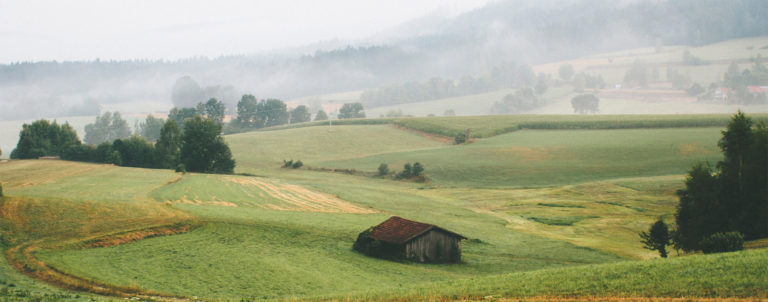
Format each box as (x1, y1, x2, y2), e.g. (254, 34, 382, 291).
(37, 170, 621, 300)
(227, 124, 447, 172)
(256, 114, 768, 142)
(346, 248, 768, 300)
(318, 127, 723, 188)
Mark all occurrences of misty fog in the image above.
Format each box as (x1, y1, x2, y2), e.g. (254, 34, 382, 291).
(2, 0, 768, 157)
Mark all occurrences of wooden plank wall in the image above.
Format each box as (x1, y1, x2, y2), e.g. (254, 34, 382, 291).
(404, 229, 461, 263)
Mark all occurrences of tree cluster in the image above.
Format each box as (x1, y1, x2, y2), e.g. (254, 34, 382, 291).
(338, 103, 366, 119)
(674, 111, 768, 252)
(233, 95, 296, 129)
(571, 94, 600, 114)
(359, 64, 536, 108)
(83, 112, 132, 145)
(12, 112, 235, 174)
(491, 87, 542, 114)
(395, 162, 424, 180)
(282, 159, 303, 169)
(10, 120, 80, 159)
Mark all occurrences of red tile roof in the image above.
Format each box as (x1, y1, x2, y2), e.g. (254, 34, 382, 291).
(368, 216, 465, 244)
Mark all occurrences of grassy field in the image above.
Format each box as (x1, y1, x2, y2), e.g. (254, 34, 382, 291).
(347, 248, 768, 300)
(316, 127, 723, 188)
(1, 112, 766, 300)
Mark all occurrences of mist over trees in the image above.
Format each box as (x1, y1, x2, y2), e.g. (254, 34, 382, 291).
(84, 112, 132, 145)
(2, 0, 766, 120)
(338, 103, 366, 119)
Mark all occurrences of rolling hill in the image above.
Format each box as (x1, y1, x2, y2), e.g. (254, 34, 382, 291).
(1, 114, 767, 300)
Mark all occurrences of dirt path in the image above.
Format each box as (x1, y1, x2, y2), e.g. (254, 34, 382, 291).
(4, 224, 195, 301)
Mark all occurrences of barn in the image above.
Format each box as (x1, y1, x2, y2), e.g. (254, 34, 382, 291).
(353, 216, 466, 263)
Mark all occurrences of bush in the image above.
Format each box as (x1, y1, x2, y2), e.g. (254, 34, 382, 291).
(282, 159, 294, 168)
(700, 232, 744, 254)
(454, 133, 467, 144)
(175, 163, 186, 173)
(412, 162, 424, 177)
(282, 159, 303, 169)
(292, 160, 303, 169)
(396, 163, 413, 179)
(0, 183, 3, 197)
(378, 163, 389, 176)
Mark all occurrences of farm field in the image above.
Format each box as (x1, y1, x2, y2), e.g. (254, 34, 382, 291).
(1, 113, 767, 301)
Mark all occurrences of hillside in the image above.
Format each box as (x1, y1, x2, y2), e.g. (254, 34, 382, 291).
(1, 114, 766, 300)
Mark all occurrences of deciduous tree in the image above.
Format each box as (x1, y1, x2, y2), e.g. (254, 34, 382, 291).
(180, 116, 235, 174)
(338, 103, 366, 119)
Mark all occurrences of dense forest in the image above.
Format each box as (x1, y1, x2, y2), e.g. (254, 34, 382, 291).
(1, 0, 767, 120)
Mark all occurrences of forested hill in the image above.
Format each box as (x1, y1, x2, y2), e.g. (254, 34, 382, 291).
(2, 0, 767, 120)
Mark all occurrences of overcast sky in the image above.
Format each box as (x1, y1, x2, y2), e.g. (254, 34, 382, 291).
(0, 0, 494, 63)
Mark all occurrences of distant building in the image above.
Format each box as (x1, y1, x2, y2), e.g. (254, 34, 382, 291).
(715, 87, 730, 103)
(353, 216, 466, 263)
(747, 86, 768, 94)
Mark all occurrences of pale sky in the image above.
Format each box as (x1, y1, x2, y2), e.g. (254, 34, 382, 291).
(0, 0, 494, 63)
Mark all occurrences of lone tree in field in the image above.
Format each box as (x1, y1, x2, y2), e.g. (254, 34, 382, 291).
(571, 94, 599, 114)
(180, 116, 235, 174)
(338, 103, 366, 119)
(640, 218, 671, 258)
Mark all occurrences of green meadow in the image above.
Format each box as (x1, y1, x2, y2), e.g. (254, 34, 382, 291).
(1, 113, 767, 300)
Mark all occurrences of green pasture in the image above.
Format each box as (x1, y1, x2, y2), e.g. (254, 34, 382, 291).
(37, 169, 621, 300)
(349, 248, 768, 300)
(316, 127, 723, 188)
(227, 124, 446, 171)
(2, 110, 767, 301)
(258, 113, 766, 140)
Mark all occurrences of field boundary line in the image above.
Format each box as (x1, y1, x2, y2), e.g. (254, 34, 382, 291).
(4, 222, 198, 301)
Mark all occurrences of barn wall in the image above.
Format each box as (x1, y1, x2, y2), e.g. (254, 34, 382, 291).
(404, 229, 461, 263)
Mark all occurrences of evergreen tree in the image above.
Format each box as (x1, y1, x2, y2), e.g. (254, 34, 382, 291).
(640, 218, 671, 258)
(675, 111, 768, 252)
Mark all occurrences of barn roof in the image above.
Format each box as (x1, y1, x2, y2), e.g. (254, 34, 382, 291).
(368, 216, 466, 244)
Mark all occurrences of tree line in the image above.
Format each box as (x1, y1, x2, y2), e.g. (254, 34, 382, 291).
(641, 111, 767, 258)
(11, 110, 235, 174)
(360, 64, 536, 108)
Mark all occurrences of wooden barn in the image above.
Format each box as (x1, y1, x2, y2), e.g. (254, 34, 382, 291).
(353, 216, 466, 263)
